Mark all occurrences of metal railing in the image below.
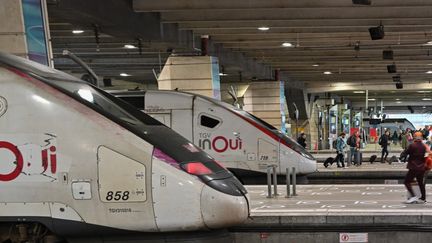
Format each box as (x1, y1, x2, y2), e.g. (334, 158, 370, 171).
(266, 165, 298, 198)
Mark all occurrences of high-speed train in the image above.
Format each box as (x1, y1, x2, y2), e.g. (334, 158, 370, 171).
(112, 90, 317, 179)
(0, 53, 248, 242)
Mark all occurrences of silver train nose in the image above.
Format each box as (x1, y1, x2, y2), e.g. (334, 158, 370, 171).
(200, 185, 249, 229)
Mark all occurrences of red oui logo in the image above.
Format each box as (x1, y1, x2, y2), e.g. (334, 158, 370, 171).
(198, 136, 243, 153)
(0, 141, 24, 181)
(212, 136, 242, 153)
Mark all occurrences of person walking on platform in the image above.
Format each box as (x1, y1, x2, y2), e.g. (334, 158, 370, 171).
(401, 131, 428, 204)
(407, 128, 414, 144)
(379, 130, 390, 163)
(392, 130, 399, 145)
(422, 125, 430, 140)
(400, 130, 409, 163)
(335, 132, 347, 168)
(297, 133, 307, 149)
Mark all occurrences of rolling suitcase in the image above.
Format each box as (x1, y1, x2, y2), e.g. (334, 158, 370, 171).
(369, 155, 377, 164)
(388, 155, 398, 164)
(324, 157, 334, 168)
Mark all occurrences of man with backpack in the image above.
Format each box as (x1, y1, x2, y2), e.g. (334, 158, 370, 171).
(347, 131, 361, 166)
(379, 130, 390, 163)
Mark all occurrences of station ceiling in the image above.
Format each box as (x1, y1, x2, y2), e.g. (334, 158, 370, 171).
(47, 0, 432, 113)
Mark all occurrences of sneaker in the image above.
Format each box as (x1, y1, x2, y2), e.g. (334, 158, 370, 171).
(416, 199, 427, 204)
(405, 196, 419, 204)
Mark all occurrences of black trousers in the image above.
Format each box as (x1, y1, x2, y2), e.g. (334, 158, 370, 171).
(335, 152, 345, 167)
(381, 146, 389, 162)
(404, 169, 426, 200)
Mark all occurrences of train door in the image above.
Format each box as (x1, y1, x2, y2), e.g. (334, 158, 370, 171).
(257, 138, 279, 171)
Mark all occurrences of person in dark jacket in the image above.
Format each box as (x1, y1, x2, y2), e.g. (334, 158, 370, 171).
(297, 133, 307, 148)
(402, 131, 427, 204)
(379, 130, 390, 163)
(392, 130, 399, 145)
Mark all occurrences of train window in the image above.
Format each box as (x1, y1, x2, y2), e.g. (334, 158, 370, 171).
(200, 114, 221, 129)
(118, 96, 145, 110)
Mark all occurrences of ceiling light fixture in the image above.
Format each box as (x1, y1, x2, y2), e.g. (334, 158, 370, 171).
(422, 98, 432, 101)
(417, 91, 431, 93)
(425, 41, 432, 46)
(395, 98, 401, 101)
(312, 64, 319, 67)
(396, 101, 402, 104)
(72, 30, 84, 34)
(323, 71, 332, 75)
(369, 24, 385, 40)
(258, 26, 270, 31)
(120, 73, 131, 77)
(426, 71, 432, 74)
(219, 72, 228, 76)
(423, 106, 427, 109)
(124, 44, 137, 49)
(353, 91, 365, 94)
(368, 98, 376, 101)
(281, 42, 293, 47)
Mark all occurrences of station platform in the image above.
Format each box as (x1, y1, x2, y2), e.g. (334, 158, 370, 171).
(230, 185, 432, 242)
(308, 156, 432, 185)
(309, 143, 404, 161)
(308, 160, 408, 184)
(311, 150, 403, 162)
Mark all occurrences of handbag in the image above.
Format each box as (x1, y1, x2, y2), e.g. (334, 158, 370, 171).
(425, 156, 432, 170)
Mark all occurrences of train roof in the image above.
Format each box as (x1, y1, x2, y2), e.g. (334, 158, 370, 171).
(0, 52, 83, 83)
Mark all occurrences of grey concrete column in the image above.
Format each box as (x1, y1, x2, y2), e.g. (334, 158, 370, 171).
(157, 56, 221, 100)
(0, 0, 27, 56)
(243, 81, 287, 130)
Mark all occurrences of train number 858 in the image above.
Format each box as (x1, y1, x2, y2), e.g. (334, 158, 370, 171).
(106, 191, 130, 201)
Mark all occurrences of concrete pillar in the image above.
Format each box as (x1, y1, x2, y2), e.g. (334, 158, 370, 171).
(0, 0, 27, 56)
(243, 81, 288, 131)
(308, 104, 321, 150)
(0, 0, 52, 66)
(157, 56, 221, 100)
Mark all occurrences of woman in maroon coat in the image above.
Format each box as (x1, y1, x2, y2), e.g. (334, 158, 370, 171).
(402, 131, 427, 204)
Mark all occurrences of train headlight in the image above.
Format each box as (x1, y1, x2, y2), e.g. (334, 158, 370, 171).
(181, 162, 213, 175)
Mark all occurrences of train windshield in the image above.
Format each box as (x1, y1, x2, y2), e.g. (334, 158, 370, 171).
(50, 81, 159, 126)
(42, 80, 227, 170)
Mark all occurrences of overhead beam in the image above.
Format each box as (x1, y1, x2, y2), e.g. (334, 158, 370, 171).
(306, 82, 432, 93)
(48, 0, 176, 42)
(178, 19, 432, 29)
(159, 7, 432, 22)
(133, 0, 432, 12)
(207, 39, 272, 80)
